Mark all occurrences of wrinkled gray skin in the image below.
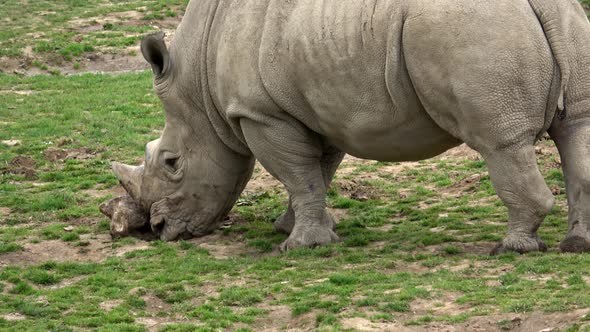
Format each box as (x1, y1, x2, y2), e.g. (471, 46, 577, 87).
(111, 0, 590, 253)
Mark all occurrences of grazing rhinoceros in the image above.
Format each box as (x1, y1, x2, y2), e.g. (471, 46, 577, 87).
(104, 0, 590, 254)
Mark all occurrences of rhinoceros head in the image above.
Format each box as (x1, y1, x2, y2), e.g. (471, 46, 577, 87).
(112, 32, 254, 241)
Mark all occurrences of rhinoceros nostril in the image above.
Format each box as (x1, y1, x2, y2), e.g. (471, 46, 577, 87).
(151, 215, 165, 234)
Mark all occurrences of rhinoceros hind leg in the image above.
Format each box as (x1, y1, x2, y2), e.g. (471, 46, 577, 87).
(275, 150, 344, 235)
(551, 121, 590, 253)
(481, 144, 554, 255)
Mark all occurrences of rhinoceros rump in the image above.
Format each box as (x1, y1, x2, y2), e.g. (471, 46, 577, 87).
(102, 0, 590, 254)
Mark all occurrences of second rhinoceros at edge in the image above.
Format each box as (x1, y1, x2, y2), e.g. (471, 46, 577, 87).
(101, 0, 590, 255)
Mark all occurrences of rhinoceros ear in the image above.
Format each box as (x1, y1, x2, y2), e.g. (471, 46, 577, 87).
(141, 31, 171, 77)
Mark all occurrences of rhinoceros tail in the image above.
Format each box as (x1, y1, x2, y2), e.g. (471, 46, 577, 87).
(527, 0, 570, 111)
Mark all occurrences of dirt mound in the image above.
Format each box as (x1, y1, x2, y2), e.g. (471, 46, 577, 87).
(2, 156, 37, 179)
(335, 178, 382, 202)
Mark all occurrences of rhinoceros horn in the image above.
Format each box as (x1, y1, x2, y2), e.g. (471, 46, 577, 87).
(112, 162, 144, 200)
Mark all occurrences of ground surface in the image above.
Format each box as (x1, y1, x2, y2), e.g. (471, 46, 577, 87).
(2, 1, 590, 332)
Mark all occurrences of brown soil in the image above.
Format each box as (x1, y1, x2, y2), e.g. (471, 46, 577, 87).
(336, 178, 383, 202)
(243, 164, 283, 194)
(135, 317, 204, 332)
(1, 313, 26, 321)
(2, 156, 37, 179)
(0, 234, 153, 267)
(187, 229, 274, 259)
(43, 147, 99, 162)
(0, 207, 11, 217)
(337, 309, 590, 332)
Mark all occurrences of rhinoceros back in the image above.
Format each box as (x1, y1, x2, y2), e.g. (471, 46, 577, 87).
(256, 0, 458, 161)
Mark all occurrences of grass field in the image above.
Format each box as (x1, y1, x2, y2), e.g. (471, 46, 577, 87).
(2, 1, 590, 332)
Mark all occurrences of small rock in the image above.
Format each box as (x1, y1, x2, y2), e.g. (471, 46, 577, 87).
(465, 174, 481, 183)
(539, 328, 555, 332)
(2, 140, 21, 147)
(350, 190, 369, 202)
(550, 185, 562, 196)
(64, 226, 75, 232)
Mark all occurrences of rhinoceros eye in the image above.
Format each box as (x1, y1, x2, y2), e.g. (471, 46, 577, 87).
(161, 151, 181, 174)
(164, 157, 179, 171)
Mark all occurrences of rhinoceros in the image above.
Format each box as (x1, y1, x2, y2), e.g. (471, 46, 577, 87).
(104, 0, 590, 254)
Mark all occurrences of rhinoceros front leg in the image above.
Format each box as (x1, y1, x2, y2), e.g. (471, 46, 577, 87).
(551, 121, 590, 253)
(483, 145, 555, 255)
(241, 118, 340, 251)
(275, 149, 344, 234)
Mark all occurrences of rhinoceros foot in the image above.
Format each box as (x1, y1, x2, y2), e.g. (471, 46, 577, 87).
(99, 195, 149, 239)
(279, 225, 340, 252)
(490, 235, 547, 256)
(560, 236, 590, 253)
(275, 209, 337, 235)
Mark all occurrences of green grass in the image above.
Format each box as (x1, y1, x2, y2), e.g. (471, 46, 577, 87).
(0, 0, 188, 70)
(1, 1, 590, 330)
(0, 71, 583, 330)
(0, 63, 588, 332)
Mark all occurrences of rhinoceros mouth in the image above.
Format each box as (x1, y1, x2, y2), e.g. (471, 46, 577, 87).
(149, 212, 195, 241)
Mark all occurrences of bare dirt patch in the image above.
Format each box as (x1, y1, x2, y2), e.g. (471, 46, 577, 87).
(244, 163, 283, 194)
(100, 300, 124, 311)
(437, 144, 481, 161)
(136, 317, 203, 332)
(0, 238, 107, 267)
(268, 309, 317, 332)
(425, 241, 499, 256)
(419, 309, 590, 332)
(188, 231, 261, 259)
(335, 178, 383, 202)
(411, 292, 467, 317)
(43, 147, 98, 162)
(0, 234, 157, 267)
(1, 9, 183, 76)
(0, 89, 35, 95)
(440, 172, 488, 199)
(0, 207, 12, 218)
(1, 313, 26, 321)
(142, 293, 172, 315)
(2, 155, 37, 179)
(341, 316, 410, 331)
(44, 275, 87, 290)
(252, 304, 295, 331)
(335, 309, 588, 332)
